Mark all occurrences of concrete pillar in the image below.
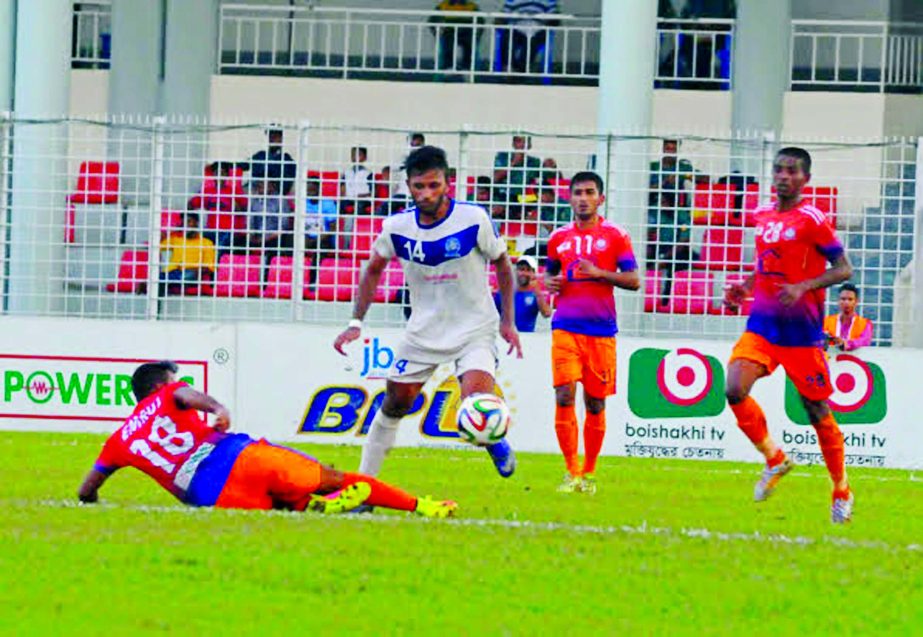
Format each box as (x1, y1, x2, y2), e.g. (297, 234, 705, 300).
(0, 0, 14, 111)
(731, 0, 791, 172)
(596, 0, 657, 334)
(8, 0, 71, 314)
(161, 0, 219, 208)
(107, 0, 163, 204)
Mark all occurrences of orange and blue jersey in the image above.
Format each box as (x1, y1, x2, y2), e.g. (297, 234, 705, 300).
(747, 202, 844, 347)
(545, 219, 637, 337)
(93, 382, 259, 506)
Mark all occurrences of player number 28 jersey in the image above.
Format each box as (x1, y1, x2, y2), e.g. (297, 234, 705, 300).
(373, 200, 507, 357)
(93, 382, 226, 501)
(746, 202, 844, 347)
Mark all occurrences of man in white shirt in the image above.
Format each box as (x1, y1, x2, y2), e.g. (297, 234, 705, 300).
(334, 145, 522, 480)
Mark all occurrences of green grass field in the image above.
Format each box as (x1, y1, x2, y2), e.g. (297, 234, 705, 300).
(1, 431, 921, 636)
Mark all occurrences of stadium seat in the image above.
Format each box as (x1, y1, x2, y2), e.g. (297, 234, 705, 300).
(644, 270, 666, 313)
(672, 270, 712, 315)
(308, 258, 359, 302)
(694, 227, 745, 271)
(307, 170, 341, 199)
(66, 161, 122, 245)
(708, 272, 753, 316)
(214, 254, 263, 298)
(161, 210, 184, 238)
(692, 183, 736, 225)
(373, 263, 406, 303)
(261, 256, 315, 300)
(344, 216, 384, 259)
(501, 221, 540, 238)
(105, 250, 149, 294)
(69, 161, 120, 205)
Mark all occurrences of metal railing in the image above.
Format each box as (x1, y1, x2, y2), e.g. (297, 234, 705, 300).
(71, 1, 111, 69)
(0, 115, 919, 347)
(791, 20, 923, 92)
(218, 4, 600, 83)
(69, 3, 923, 92)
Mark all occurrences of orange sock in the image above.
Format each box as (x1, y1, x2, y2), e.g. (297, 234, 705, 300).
(341, 472, 417, 512)
(582, 411, 606, 475)
(813, 413, 846, 487)
(554, 404, 580, 476)
(730, 396, 769, 447)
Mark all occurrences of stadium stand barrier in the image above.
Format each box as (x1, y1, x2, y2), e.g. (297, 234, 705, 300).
(0, 114, 919, 347)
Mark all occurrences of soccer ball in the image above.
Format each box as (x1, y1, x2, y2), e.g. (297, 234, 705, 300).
(456, 393, 511, 446)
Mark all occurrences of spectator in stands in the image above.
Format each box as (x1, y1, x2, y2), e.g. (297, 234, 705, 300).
(498, 0, 559, 74)
(824, 283, 874, 352)
(373, 166, 395, 215)
(430, 0, 484, 71)
(494, 134, 542, 212)
(248, 126, 297, 197)
(245, 180, 294, 271)
(493, 256, 552, 332)
(159, 212, 216, 296)
(392, 132, 427, 201)
(343, 146, 373, 215)
(305, 177, 338, 262)
(540, 157, 563, 185)
(539, 185, 570, 236)
(475, 176, 493, 205)
(190, 161, 249, 251)
(648, 138, 698, 267)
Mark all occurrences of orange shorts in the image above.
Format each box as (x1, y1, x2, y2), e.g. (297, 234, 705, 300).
(214, 439, 322, 511)
(551, 330, 617, 397)
(729, 331, 832, 401)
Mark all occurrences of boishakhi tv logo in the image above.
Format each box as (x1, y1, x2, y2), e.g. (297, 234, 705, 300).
(785, 353, 887, 425)
(628, 347, 725, 418)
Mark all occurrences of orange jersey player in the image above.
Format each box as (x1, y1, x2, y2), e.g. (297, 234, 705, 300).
(723, 147, 855, 523)
(78, 360, 456, 518)
(544, 171, 640, 494)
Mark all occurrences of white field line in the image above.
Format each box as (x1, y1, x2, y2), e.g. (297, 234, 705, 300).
(12, 498, 922, 554)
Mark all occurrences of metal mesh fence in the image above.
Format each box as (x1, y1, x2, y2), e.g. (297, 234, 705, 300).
(0, 115, 918, 346)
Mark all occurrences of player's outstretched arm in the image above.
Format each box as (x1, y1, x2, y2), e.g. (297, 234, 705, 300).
(333, 252, 389, 356)
(174, 386, 232, 432)
(77, 468, 109, 504)
(493, 255, 523, 358)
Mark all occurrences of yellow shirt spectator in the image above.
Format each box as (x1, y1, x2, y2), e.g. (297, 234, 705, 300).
(161, 234, 217, 274)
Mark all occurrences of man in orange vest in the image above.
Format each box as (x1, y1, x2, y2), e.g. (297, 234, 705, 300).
(823, 283, 873, 351)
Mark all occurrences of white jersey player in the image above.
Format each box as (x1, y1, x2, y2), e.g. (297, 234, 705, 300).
(334, 146, 522, 480)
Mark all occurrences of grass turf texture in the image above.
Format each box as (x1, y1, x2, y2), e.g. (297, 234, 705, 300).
(1, 431, 921, 636)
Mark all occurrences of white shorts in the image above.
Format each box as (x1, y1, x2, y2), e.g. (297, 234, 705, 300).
(388, 340, 499, 384)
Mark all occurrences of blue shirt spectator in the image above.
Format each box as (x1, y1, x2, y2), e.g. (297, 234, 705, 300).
(493, 255, 552, 332)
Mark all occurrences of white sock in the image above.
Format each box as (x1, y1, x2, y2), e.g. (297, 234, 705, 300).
(358, 410, 402, 476)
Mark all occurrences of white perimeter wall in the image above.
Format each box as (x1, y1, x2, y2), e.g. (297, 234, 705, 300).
(0, 317, 919, 470)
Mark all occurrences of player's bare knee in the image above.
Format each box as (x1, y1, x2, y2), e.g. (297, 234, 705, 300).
(554, 385, 575, 406)
(585, 397, 606, 415)
(725, 383, 748, 405)
(381, 394, 412, 418)
(803, 399, 829, 425)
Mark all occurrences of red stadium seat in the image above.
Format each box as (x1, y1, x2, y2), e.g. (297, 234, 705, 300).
(70, 161, 120, 205)
(308, 258, 359, 302)
(644, 270, 665, 313)
(500, 221, 540, 237)
(261, 256, 315, 299)
(214, 254, 263, 298)
(106, 250, 149, 294)
(345, 216, 385, 260)
(708, 272, 754, 316)
(307, 170, 341, 199)
(672, 271, 712, 315)
(161, 210, 184, 238)
(373, 263, 406, 303)
(692, 183, 737, 225)
(694, 227, 745, 271)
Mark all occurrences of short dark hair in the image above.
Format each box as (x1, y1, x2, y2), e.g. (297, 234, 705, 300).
(570, 171, 604, 194)
(131, 361, 178, 402)
(839, 283, 859, 297)
(352, 146, 367, 156)
(476, 176, 492, 186)
(777, 147, 812, 174)
(410, 132, 426, 144)
(405, 145, 449, 177)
